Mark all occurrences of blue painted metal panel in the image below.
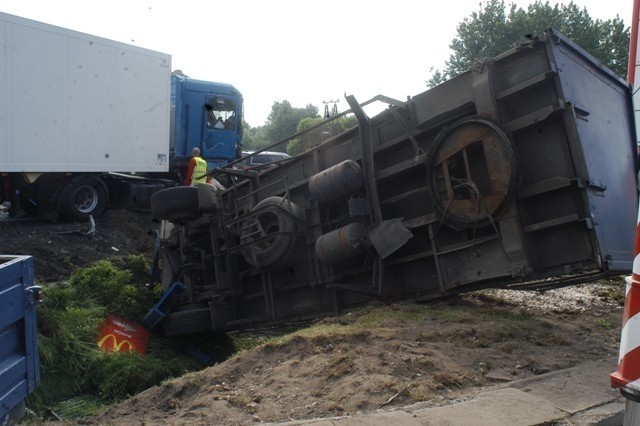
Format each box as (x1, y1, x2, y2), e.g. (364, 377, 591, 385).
(547, 29, 638, 270)
(0, 356, 27, 396)
(0, 381, 27, 418)
(0, 283, 25, 329)
(0, 256, 40, 421)
(142, 281, 186, 330)
(0, 326, 19, 360)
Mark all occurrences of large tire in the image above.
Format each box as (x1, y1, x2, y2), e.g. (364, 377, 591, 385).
(241, 196, 303, 270)
(163, 307, 212, 336)
(60, 175, 107, 222)
(150, 186, 199, 222)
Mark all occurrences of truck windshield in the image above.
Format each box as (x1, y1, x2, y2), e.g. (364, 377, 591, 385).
(206, 96, 237, 130)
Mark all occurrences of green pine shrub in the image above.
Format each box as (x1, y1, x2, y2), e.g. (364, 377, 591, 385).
(26, 256, 199, 419)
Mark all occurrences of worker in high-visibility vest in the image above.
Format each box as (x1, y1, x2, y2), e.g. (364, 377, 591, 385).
(184, 147, 209, 187)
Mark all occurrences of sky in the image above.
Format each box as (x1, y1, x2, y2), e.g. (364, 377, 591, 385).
(0, 0, 634, 126)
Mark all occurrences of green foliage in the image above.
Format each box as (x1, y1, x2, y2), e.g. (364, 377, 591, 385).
(428, 0, 629, 86)
(48, 395, 106, 420)
(26, 256, 274, 420)
(228, 332, 272, 353)
(27, 256, 197, 419)
(595, 318, 612, 330)
(341, 115, 358, 130)
(286, 117, 324, 155)
(112, 254, 154, 285)
(241, 122, 269, 151)
(243, 101, 321, 153)
(286, 114, 358, 156)
(68, 257, 161, 321)
(28, 282, 106, 413)
(263, 301, 535, 350)
(242, 100, 358, 156)
(89, 350, 199, 400)
(265, 100, 320, 146)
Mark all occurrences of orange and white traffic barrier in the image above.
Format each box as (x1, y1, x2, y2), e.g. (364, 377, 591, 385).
(611, 277, 640, 400)
(611, 201, 640, 401)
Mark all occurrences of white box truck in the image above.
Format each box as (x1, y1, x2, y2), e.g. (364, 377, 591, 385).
(0, 12, 244, 221)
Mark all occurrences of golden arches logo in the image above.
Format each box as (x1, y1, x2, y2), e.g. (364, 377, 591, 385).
(97, 334, 135, 352)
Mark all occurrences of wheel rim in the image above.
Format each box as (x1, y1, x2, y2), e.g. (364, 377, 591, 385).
(74, 185, 99, 213)
(428, 118, 516, 228)
(255, 212, 281, 252)
(240, 197, 302, 269)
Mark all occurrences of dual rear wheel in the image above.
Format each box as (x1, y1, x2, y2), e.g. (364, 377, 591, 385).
(59, 175, 107, 221)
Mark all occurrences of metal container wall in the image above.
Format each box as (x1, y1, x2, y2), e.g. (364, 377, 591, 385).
(0, 255, 40, 422)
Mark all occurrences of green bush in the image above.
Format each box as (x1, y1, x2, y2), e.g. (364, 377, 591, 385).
(69, 256, 161, 321)
(27, 282, 105, 413)
(89, 350, 200, 400)
(26, 256, 198, 420)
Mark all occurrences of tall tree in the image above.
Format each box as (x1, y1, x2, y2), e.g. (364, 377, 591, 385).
(286, 117, 325, 156)
(242, 101, 320, 153)
(285, 113, 360, 156)
(428, 0, 629, 87)
(240, 122, 267, 151)
(264, 101, 320, 151)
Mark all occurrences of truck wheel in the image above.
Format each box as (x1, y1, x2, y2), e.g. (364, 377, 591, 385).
(60, 175, 107, 222)
(151, 187, 199, 222)
(241, 196, 303, 270)
(163, 308, 213, 336)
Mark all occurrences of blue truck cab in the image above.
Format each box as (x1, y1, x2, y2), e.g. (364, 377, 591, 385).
(0, 255, 40, 424)
(170, 74, 244, 177)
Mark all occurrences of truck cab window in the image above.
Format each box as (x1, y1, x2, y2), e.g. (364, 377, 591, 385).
(206, 98, 236, 130)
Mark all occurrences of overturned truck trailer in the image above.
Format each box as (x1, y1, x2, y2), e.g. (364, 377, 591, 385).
(151, 29, 638, 336)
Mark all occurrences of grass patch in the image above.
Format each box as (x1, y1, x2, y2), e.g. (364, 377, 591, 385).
(25, 256, 205, 420)
(69, 255, 160, 321)
(261, 301, 534, 352)
(595, 318, 613, 331)
(428, 303, 532, 323)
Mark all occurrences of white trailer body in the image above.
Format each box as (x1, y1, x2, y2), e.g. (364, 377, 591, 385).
(0, 12, 171, 173)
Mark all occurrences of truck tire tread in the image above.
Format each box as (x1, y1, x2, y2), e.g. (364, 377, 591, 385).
(151, 187, 200, 222)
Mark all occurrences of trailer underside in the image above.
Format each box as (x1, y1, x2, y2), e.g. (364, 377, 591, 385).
(150, 29, 638, 336)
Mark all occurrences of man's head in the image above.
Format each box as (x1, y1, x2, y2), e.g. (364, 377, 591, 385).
(192, 147, 201, 157)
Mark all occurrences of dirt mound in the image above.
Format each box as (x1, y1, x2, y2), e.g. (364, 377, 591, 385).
(84, 281, 624, 425)
(1, 209, 158, 282)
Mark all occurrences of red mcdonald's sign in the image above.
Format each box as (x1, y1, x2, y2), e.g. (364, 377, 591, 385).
(96, 315, 150, 355)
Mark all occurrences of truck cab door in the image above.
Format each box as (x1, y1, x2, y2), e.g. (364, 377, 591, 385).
(202, 95, 239, 162)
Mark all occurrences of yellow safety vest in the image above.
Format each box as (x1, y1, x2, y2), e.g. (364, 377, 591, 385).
(192, 157, 208, 187)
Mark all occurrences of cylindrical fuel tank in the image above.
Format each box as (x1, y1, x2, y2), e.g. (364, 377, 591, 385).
(308, 160, 363, 204)
(315, 222, 366, 264)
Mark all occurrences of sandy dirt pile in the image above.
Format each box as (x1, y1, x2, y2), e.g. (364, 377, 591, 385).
(85, 280, 624, 425)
